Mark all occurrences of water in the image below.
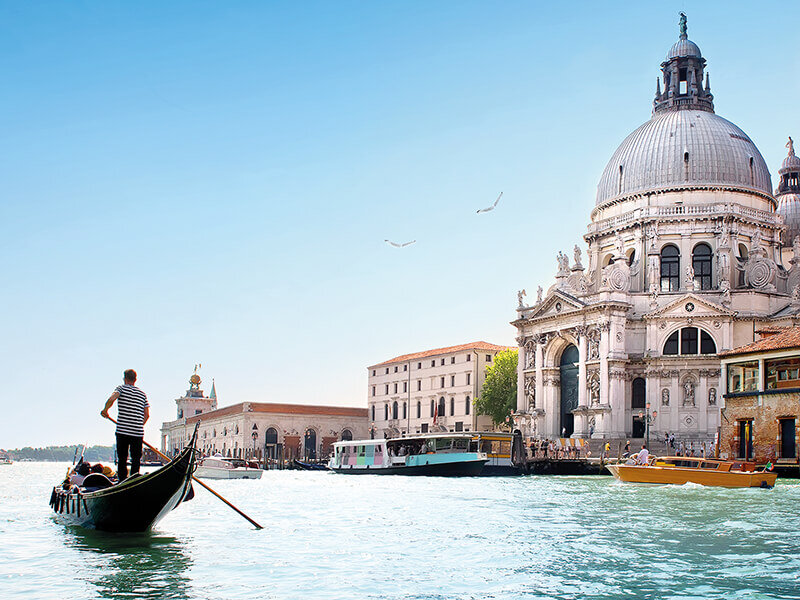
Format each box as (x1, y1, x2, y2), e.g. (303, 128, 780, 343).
(2, 462, 799, 599)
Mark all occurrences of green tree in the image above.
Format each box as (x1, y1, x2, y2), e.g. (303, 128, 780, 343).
(475, 349, 518, 427)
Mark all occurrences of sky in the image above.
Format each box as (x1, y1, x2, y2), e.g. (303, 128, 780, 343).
(1, 1, 798, 448)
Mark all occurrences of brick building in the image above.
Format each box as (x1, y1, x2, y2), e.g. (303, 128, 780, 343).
(719, 327, 800, 464)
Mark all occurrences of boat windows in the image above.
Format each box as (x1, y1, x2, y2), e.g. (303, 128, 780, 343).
(766, 357, 800, 390)
(728, 361, 759, 393)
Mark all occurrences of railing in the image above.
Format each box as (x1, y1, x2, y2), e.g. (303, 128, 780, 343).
(588, 202, 781, 235)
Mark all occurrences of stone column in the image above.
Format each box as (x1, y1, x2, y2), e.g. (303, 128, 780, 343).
(578, 333, 588, 408)
(516, 337, 526, 412)
(535, 343, 544, 413)
(598, 324, 611, 436)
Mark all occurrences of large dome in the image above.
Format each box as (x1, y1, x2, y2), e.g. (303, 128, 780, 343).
(596, 109, 773, 206)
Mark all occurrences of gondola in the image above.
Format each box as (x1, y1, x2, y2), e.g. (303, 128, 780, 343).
(49, 426, 199, 532)
(292, 459, 329, 471)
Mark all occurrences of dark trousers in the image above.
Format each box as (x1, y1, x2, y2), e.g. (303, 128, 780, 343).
(116, 433, 143, 481)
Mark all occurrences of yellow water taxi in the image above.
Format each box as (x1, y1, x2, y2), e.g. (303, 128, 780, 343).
(606, 456, 777, 488)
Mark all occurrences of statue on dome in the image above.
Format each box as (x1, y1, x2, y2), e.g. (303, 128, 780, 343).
(517, 289, 526, 308)
(679, 12, 687, 38)
(537, 286, 543, 304)
(788, 136, 795, 156)
(573, 245, 583, 270)
(557, 251, 570, 275)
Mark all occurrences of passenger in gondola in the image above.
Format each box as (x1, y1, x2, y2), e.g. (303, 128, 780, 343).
(69, 461, 92, 486)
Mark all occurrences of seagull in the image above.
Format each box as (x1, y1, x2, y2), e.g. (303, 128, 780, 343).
(477, 192, 503, 214)
(384, 239, 416, 248)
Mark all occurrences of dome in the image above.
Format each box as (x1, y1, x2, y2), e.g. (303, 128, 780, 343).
(596, 109, 773, 206)
(667, 38, 701, 60)
(777, 194, 800, 244)
(781, 153, 800, 173)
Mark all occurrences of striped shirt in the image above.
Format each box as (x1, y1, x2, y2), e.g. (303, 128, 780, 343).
(114, 384, 149, 437)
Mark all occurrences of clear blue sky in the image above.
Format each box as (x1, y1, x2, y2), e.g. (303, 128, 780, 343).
(1, 1, 797, 448)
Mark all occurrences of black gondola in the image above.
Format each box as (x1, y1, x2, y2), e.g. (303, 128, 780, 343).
(49, 426, 199, 532)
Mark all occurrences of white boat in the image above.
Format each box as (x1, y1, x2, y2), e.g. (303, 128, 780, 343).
(194, 456, 263, 480)
(329, 433, 488, 476)
(0, 455, 12, 465)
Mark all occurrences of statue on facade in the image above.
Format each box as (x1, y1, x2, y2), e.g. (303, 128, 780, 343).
(536, 286, 543, 304)
(589, 375, 600, 405)
(683, 380, 695, 407)
(719, 221, 731, 249)
(661, 388, 669, 406)
(685, 264, 695, 289)
(646, 222, 659, 251)
(614, 233, 625, 258)
(573, 245, 583, 270)
(517, 289, 526, 308)
(718, 250, 730, 280)
(708, 388, 717, 406)
(751, 229, 762, 252)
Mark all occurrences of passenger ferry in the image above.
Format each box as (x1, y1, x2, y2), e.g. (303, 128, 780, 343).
(471, 432, 519, 475)
(606, 455, 777, 488)
(329, 433, 488, 476)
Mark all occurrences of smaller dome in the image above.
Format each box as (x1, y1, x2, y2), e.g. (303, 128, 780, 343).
(777, 193, 800, 245)
(667, 38, 702, 60)
(781, 153, 800, 173)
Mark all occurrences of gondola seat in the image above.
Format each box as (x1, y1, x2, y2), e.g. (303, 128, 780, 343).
(81, 473, 114, 491)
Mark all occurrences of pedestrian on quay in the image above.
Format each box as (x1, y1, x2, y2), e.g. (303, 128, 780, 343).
(101, 369, 149, 481)
(603, 441, 611, 460)
(623, 440, 631, 457)
(669, 432, 675, 450)
(678, 441, 685, 457)
(664, 432, 670, 454)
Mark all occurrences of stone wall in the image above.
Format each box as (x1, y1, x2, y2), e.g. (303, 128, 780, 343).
(719, 391, 800, 462)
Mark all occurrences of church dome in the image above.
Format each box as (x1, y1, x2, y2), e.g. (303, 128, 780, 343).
(596, 110, 773, 206)
(596, 14, 773, 208)
(777, 194, 800, 244)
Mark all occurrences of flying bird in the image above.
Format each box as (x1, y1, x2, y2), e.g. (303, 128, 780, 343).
(477, 192, 503, 214)
(384, 239, 416, 248)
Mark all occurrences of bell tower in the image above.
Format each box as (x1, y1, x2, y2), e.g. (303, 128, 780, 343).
(175, 366, 217, 419)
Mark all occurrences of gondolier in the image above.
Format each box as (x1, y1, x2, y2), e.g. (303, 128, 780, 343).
(101, 369, 149, 481)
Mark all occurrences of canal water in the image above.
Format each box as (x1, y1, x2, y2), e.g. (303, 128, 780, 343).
(1, 462, 799, 599)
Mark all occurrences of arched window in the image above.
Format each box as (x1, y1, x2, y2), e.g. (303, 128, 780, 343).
(627, 249, 636, 267)
(384, 404, 388, 420)
(341, 429, 353, 441)
(265, 428, 278, 445)
(430, 399, 435, 418)
(450, 397, 455, 416)
(663, 327, 717, 356)
(392, 401, 398, 420)
(417, 401, 421, 418)
(438, 397, 446, 417)
(371, 405, 375, 421)
(738, 244, 748, 287)
(692, 243, 713, 290)
(465, 396, 471, 415)
(402, 402, 407, 419)
(660, 245, 680, 291)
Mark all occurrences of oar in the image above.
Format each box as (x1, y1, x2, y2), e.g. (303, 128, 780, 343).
(104, 416, 263, 530)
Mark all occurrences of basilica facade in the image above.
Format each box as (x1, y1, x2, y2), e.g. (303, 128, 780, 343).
(512, 16, 800, 442)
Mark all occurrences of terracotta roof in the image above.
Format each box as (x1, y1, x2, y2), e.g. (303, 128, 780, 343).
(185, 402, 367, 424)
(719, 327, 800, 357)
(370, 341, 515, 367)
